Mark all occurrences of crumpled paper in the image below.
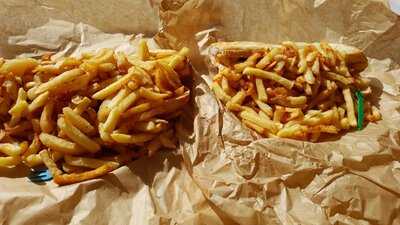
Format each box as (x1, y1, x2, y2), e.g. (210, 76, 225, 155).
(157, 0, 400, 224)
(1, 0, 400, 224)
(0, 1, 223, 224)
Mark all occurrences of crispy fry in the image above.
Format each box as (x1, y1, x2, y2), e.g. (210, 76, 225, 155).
(137, 91, 189, 121)
(23, 135, 41, 158)
(80, 61, 98, 79)
(255, 99, 273, 117)
(311, 58, 320, 74)
(168, 47, 189, 69)
(28, 91, 49, 112)
(123, 102, 152, 118)
(287, 96, 307, 107)
(243, 67, 294, 89)
(324, 72, 353, 85)
(59, 117, 100, 153)
(151, 49, 177, 58)
(40, 101, 55, 133)
(340, 118, 350, 129)
(342, 88, 357, 127)
(286, 107, 303, 121)
(274, 61, 285, 73)
(103, 91, 139, 133)
(0, 156, 21, 167)
(0, 143, 23, 156)
(221, 76, 234, 96)
(35, 69, 84, 96)
(110, 133, 155, 144)
(154, 65, 172, 91)
(242, 119, 265, 134)
(369, 105, 381, 121)
(127, 56, 155, 71)
(318, 125, 339, 134)
(234, 52, 262, 72)
(297, 49, 308, 74)
(0, 58, 38, 77)
(98, 63, 116, 73)
(39, 133, 85, 155)
(62, 162, 87, 173)
(63, 107, 95, 134)
(53, 162, 118, 185)
(306, 51, 318, 63)
(255, 79, 268, 102)
(158, 62, 182, 89)
(226, 90, 246, 111)
(92, 69, 134, 100)
(137, 39, 150, 61)
(24, 154, 43, 167)
(9, 88, 28, 126)
(212, 82, 231, 103)
(73, 97, 91, 115)
(139, 87, 171, 100)
(88, 48, 114, 65)
(239, 110, 278, 134)
(273, 106, 285, 122)
(256, 48, 282, 69)
(39, 150, 63, 176)
(242, 106, 258, 115)
(98, 123, 112, 143)
(276, 124, 307, 140)
(132, 120, 168, 133)
(64, 155, 115, 169)
(52, 73, 91, 95)
(115, 52, 129, 71)
(304, 68, 315, 84)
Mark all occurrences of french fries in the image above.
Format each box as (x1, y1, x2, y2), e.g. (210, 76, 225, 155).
(35, 68, 84, 96)
(0, 40, 191, 185)
(211, 41, 381, 141)
(243, 67, 294, 90)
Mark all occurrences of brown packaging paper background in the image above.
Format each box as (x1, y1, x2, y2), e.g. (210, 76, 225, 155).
(1, 0, 400, 225)
(156, 0, 400, 225)
(0, 1, 224, 225)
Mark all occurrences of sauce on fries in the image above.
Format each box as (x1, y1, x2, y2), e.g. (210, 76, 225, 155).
(211, 41, 381, 141)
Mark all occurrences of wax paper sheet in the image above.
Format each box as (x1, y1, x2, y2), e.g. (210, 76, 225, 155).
(156, 0, 400, 224)
(1, 0, 400, 224)
(0, 1, 224, 224)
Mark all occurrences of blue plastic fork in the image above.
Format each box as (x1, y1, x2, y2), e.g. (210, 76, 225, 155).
(28, 169, 53, 183)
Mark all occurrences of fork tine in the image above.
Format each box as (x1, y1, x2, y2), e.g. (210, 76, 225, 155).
(29, 175, 46, 179)
(28, 172, 46, 178)
(29, 178, 44, 182)
(28, 169, 53, 182)
(37, 171, 49, 176)
(34, 177, 52, 182)
(29, 176, 52, 182)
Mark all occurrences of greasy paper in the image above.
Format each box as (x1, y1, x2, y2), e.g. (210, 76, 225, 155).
(157, 0, 400, 224)
(0, 1, 224, 225)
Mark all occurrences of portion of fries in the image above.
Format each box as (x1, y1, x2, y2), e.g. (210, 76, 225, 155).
(0, 40, 191, 185)
(211, 41, 381, 141)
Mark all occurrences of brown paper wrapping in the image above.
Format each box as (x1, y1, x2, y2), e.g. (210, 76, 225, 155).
(157, 0, 400, 224)
(0, 1, 223, 225)
(1, 0, 400, 224)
